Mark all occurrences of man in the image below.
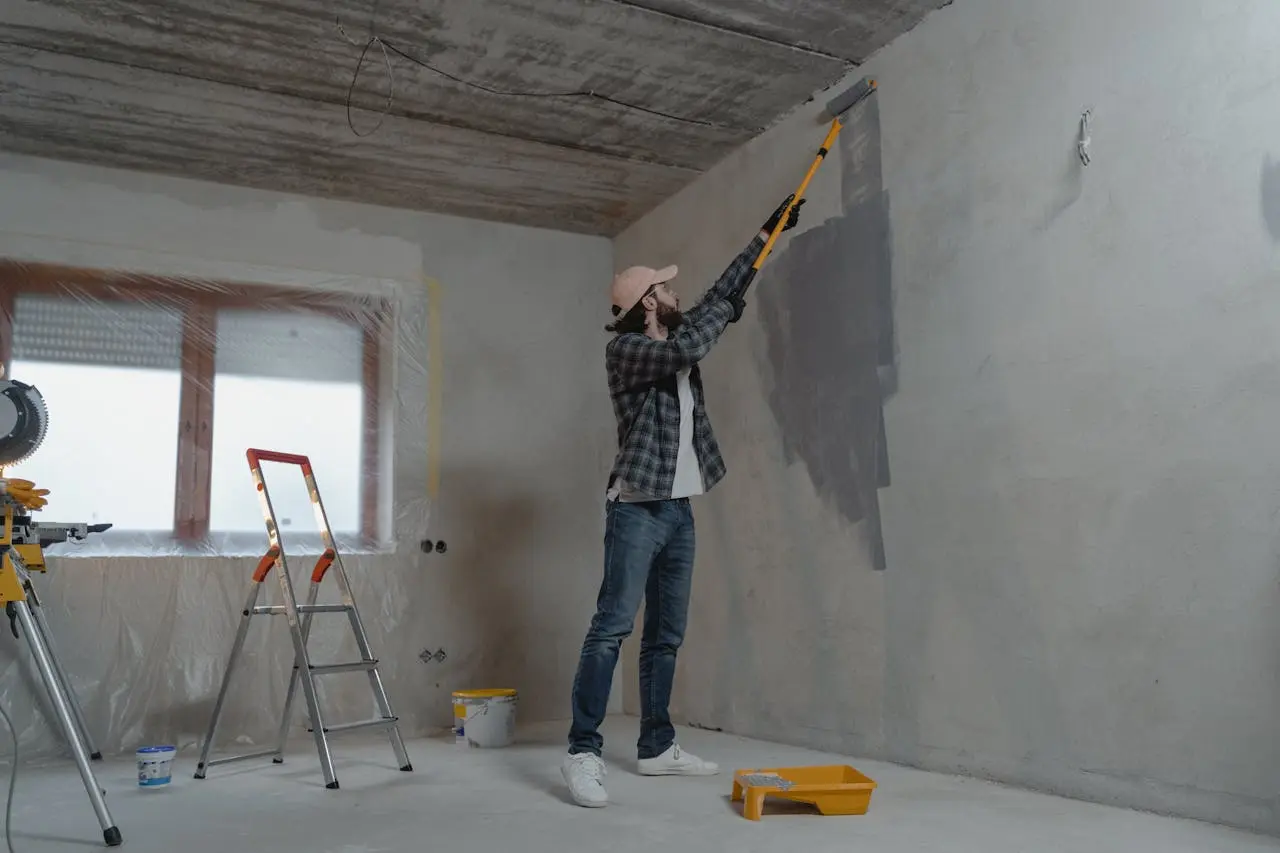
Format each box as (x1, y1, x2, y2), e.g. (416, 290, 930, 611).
(561, 196, 805, 808)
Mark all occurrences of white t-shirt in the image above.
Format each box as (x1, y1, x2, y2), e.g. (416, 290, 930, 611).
(669, 367, 704, 499)
(610, 367, 705, 502)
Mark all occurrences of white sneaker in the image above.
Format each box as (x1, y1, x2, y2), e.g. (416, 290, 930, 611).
(562, 752, 609, 807)
(636, 744, 719, 776)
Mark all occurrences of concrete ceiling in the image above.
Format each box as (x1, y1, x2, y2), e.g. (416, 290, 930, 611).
(0, 1, 946, 236)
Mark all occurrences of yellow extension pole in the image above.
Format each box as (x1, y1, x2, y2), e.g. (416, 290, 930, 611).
(752, 116, 845, 271)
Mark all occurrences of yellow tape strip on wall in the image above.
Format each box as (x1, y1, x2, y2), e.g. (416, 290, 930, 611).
(423, 274, 444, 500)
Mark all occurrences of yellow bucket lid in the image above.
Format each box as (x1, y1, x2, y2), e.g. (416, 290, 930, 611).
(452, 688, 517, 699)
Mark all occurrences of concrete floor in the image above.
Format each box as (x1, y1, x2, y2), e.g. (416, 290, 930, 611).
(6, 717, 1277, 852)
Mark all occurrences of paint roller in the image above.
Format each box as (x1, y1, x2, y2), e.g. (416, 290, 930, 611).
(750, 77, 879, 274)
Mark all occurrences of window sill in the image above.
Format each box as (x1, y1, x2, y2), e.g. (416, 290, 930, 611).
(40, 530, 395, 560)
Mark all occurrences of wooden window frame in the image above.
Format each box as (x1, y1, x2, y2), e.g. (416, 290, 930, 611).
(0, 260, 388, 548)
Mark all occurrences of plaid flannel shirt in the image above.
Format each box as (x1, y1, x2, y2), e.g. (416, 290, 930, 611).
(605, 235, 765, 499)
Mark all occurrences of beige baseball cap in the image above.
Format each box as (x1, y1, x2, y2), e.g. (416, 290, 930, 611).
(610, 264, 678, 316)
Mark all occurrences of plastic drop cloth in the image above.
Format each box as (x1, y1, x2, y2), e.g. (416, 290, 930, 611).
(0, 258, 438, 760)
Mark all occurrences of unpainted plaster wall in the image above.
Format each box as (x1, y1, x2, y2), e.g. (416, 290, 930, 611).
(0, 152, 616, 758)
(614, 0, 1280, 835)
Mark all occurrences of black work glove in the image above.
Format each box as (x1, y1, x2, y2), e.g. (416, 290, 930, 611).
(726, 196, 802, 324)
(727, 294, 747, 323)
(762, 194, 806, 234)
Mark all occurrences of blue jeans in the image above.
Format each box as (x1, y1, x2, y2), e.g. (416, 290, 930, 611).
(568, 498, 695, 759)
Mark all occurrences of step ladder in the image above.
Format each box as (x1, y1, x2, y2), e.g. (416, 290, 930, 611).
(194, 448, 412, 789)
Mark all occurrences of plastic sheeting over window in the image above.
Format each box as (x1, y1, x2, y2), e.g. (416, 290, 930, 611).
(0, 261, 405, 558)
(0, 259, 429, 761)
(12, 294, 184, 369)
(214, 307, 363, 382)
(209, 309, 366, 536)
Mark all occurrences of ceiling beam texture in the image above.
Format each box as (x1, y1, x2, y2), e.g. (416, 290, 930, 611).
(0, 46, 689, 234)
(0, 0, 946, 234)
(608, 0, 949, 64)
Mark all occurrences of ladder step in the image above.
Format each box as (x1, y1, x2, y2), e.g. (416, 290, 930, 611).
(310, 660, 378, 675)
(309, 717, 399, 736)
(252, 604, 350, 616)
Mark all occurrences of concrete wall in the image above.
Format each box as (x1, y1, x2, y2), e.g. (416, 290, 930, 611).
(614, 0, 1280, 835)
(0, 152, 615, 758)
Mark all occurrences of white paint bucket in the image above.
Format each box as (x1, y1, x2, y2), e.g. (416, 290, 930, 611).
(136, 745, 176, 788)
(451, 689, 517, 748)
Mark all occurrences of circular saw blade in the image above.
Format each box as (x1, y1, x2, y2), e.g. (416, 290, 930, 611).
(0, 379, 49, 467)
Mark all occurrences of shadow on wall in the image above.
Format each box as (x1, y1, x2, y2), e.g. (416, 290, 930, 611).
(756, 96, 897, 570)
(1262, 155, 1280, 242)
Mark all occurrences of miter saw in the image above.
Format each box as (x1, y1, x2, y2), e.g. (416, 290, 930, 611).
(0, 377, 112, 559)
(0, 375, 123, 847)
(0, 377, 48, 467)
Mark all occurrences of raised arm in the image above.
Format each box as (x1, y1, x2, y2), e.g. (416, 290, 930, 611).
(685, 196, 805, 324)
(683, 233, 768, 324)
(608, 197, 805, 388)
(607, 298, 737, 388)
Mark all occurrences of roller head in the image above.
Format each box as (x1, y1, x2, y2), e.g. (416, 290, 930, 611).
(824, 77, 877, 118)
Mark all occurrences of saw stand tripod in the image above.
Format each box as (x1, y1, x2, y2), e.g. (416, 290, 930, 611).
(0, 496, 122, 847)
(194, 449, 412, 789)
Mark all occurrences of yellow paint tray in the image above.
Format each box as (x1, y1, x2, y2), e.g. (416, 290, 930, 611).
(731, 765, 877, 821)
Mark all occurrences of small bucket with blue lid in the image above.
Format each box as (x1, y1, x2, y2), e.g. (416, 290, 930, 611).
(136, 746, 176, 788)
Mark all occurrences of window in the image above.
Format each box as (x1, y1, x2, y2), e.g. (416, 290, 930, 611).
(209, 309, 365, 535)
(5, 296, 184, 531)
(0, 262, 389, 554)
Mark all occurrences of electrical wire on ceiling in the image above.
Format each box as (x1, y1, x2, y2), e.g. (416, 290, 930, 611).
(336, 15, 737, 138)
(342, 30, 395, 138)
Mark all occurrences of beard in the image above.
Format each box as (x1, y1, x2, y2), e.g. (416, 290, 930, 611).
(656, 302, 684, 330)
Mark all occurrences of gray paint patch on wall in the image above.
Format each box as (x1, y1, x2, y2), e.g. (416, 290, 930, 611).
(1262, 155, 1280, 241)
(757, 98, 895, 569)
